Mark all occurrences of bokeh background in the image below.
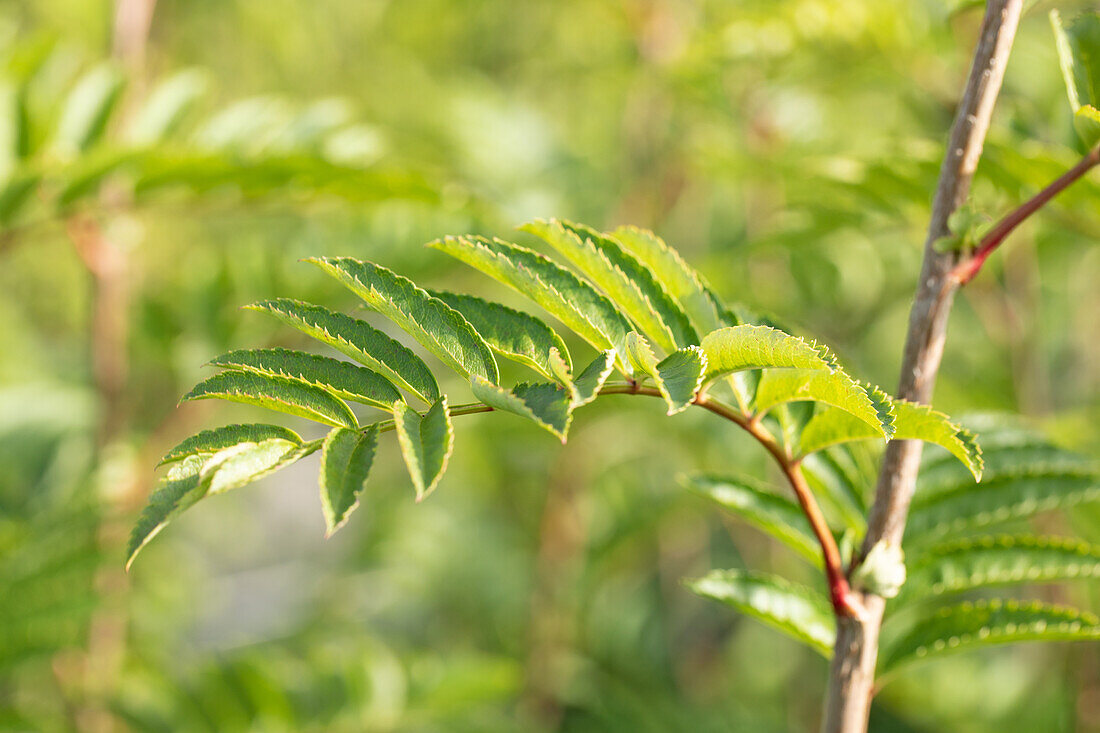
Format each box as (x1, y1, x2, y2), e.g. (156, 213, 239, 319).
(2, 0, 1100, 730)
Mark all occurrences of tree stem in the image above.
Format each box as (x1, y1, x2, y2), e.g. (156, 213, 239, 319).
(822, 2, 1022, 732)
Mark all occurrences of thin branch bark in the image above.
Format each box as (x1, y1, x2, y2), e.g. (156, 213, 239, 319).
(822, 2, 1023, 732)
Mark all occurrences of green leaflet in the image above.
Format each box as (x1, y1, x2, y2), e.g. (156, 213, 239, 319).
(53, 63, 124, 155)
(209, 348, 402, 412)
(0, 170, 39, 224)
(523, 219, 697, 351)
(393, 397, 454, 501)
(1051, 10, 1100, 146)
(688, 569, 836, 657)
(687, 474, 821, 563)
(656, 346, 707, 415)
(308, 257, 499, 383)
(159, 423, 302, 466)
(612, 225, 722, 334)
(199, 438, 304, 495)
(428, 289, 571, 380)
(891, 400, 982, 481)
(798, 400, 981, 481)
(699, 325, 834, 387)
(899, 535, 1100, 603)
(624, 332, 706, 415)
(570, 350, 617, 407)
(127, 438, 319, 569)
(127, 469, 206, 571)
(799, 408, 882, 457)
(246, 298, 439, 404)
(880, 599, 1100, 674)
(471, 375, 573, 441)
(754, 370, 895, 438)
(320, 426, 380, 536)
(905, 469, 1100, 544)
(428, 235, 633, 374)
(126, 68, 208, 145)
(181, 370, 357, 428)
(916, 417, 1081, 497)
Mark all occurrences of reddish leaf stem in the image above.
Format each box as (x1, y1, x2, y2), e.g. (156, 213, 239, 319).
(597, 383, 863, 619)
(952, 145, 1100, 285)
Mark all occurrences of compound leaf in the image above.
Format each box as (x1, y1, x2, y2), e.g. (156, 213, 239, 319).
(688, 569, 836, 657)
(320, 426, 380, 536)
(246, 298, 439, 404)
(906, 468, 1100, 544)
(881, 599, 1100, 673)
(900, 535, 1100, 603)
(181, 370, 357, 428)
(308, 257, 498, 383)
(393, 396, 454, 501)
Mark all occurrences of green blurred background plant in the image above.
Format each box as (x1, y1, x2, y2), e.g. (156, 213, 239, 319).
(2, 0, 1099, 731)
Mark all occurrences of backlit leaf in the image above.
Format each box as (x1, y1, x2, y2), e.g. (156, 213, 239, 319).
(688, 474, 821, 563)
(471, 375, 573, 441)
(688, 569, 836, 656)
(429, 289, 570, 380)
(906, 468, 1100, 544)
(891, 400, 982, 481)
(700, 325, 833, 387)
(881, 599, 1100, 673)
(159, 423, 302, 466)
(308, 258, 498, 383)
(612, 224, 722, 334)
(320, 426, 379, 536)
(899, 535, 1100, 602)
(199, 438, 304, 494)
(209, 348, 401, 411)
(429, 235, 633, 373)
(570, 349, 617, 407)
(245, 298, 439, 404)
(181, 370, 357, 428)
(53, 63, 124, 155)
(393, 396, 454, 501)
(754, 370, 894, 437)
(523, 219, 697, 351)
(624, 332, 705, 415)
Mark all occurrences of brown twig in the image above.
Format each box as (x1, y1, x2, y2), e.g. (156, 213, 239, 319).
(823, 2, 1023, 732)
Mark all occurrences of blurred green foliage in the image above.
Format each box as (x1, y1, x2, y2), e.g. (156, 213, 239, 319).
(1, 0, 1100, 731)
